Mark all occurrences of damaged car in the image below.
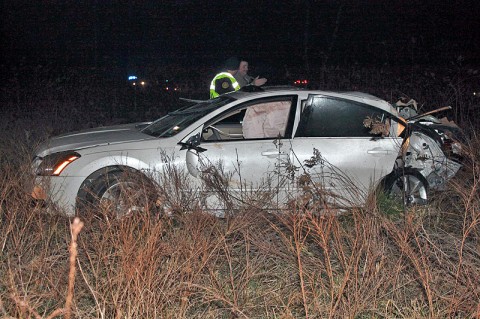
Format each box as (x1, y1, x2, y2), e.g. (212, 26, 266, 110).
(31, 88, 462, 216)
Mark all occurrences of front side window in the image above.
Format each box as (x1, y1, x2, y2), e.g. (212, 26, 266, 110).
(296, 96, 390, 137)
(242, 100, 292, 139)
(202, 96, 296, 141)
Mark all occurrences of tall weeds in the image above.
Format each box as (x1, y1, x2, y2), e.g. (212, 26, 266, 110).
(1, 65, 479, 317)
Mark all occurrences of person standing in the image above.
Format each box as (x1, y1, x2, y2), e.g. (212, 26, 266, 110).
(209, 57, 241, 99)
(235, 59, 267, 88)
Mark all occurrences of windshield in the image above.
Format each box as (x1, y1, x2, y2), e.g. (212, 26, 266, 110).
(142, 97, 233, 137)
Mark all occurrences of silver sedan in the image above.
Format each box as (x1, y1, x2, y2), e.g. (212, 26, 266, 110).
(32, 88, 456, 216)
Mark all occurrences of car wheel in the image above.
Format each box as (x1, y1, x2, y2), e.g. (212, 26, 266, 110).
(77, 168, 158, 218)
(382, 168, 429, 206)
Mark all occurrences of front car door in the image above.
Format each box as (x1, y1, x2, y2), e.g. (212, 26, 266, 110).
(184, 95, 298, 210)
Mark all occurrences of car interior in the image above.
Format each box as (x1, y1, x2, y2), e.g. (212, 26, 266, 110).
(202, 99, 293, 141)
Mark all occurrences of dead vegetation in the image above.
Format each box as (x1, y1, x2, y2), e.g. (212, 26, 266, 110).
(1, 65, 479, 318)
(1, 136, 479, 318)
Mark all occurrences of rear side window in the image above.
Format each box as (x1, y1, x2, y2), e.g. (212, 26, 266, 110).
(296, 96, 388, 137)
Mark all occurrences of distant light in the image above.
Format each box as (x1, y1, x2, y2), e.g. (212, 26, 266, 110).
(128, 75, 138, 81)
(132, 82, 136, 86)
(474, 92, 477, 96)
(166, 79, 169, 82)
(294, 79, 308, 85)
(141, 81, 145, 86)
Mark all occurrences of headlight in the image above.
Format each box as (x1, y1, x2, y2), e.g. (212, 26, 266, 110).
(36, 151, 81, 176)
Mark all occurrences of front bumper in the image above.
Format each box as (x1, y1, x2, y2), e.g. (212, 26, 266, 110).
(31, 175, 85, 216)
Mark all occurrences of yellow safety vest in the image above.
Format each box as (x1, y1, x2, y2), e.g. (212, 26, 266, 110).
(210, 72, 240, 99)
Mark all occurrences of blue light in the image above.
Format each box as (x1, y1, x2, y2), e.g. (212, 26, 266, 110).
(128, 75, 138, 81)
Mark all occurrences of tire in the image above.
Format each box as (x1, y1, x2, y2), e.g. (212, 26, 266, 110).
(382, 168, 429, 206)
(77, 168, 158, 218)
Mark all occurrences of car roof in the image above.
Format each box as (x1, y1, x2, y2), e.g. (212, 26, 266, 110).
(226, 86, 397, 115)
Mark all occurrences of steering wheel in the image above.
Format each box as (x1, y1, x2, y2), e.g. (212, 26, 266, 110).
(208, 126, 222, 140)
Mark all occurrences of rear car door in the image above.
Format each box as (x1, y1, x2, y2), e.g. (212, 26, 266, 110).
(289, 94, 402, 206)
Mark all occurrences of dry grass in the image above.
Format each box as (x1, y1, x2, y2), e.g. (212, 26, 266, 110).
(1, 137, 479, 318)
(1, 65, 479, 318)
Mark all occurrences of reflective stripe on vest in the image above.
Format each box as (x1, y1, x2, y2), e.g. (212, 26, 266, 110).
(210, 72, 240, 99)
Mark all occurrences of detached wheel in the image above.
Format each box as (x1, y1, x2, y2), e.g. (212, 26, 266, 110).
(77, 168, 158, 218)
(382, 168, 429, 206)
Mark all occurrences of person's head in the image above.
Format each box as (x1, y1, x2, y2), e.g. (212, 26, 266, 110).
(238, 60, 249, 77)
(224, 56, 240, 74)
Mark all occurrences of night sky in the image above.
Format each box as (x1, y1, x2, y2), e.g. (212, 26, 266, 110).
(2, 1, 480, 73)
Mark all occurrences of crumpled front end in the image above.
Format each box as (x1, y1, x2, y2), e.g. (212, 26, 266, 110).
(402, 130, 462, 190)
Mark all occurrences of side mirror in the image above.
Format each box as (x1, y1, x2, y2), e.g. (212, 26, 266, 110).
(179, 133, 206, 152)
(186, 149, 200, 177)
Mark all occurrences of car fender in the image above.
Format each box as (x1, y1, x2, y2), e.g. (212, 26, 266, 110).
(71, 153, 154, 179)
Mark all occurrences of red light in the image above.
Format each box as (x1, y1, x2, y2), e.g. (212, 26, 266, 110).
(294, 79, 308, 85)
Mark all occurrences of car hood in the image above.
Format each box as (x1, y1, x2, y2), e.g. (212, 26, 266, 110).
(36, 122, 155, 157)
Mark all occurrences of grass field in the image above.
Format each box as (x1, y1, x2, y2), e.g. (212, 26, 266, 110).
(1, 65, 479, 318)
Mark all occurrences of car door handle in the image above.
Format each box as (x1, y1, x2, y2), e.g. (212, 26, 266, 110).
(367, 148, 392, 155)
(261, 150, 288, 157)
